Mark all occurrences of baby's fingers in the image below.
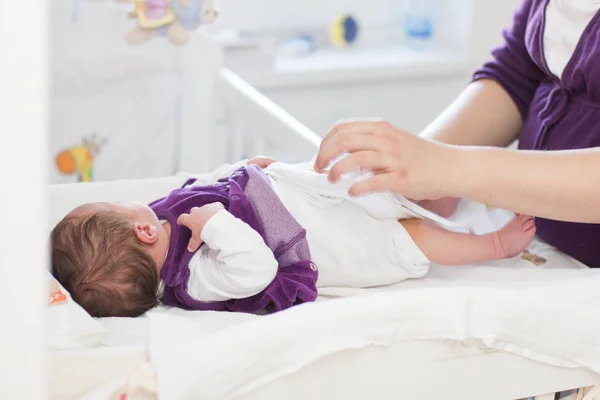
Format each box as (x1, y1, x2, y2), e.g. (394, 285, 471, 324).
(248, 157, 276, 169)
(176, 213, 190, 228)
(187, 236, 203, 253)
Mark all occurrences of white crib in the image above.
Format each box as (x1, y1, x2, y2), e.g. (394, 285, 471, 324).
(48, 3, 600, 400)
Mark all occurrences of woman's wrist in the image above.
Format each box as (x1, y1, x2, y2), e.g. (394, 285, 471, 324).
(438, 144, 478, 200)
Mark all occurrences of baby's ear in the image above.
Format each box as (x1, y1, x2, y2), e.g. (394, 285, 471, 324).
(133, 223, 158, 245)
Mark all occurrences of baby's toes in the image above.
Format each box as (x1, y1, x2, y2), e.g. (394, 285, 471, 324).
(516, 214, 533, 228)
(523, 218, 535, 231)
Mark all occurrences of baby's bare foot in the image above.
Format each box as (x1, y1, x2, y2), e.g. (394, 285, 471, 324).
(490, 214, 537, 259)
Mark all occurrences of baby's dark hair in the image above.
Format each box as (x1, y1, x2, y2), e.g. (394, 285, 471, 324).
(51, 210, 159, 318)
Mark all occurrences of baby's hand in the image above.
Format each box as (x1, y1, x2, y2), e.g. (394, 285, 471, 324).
(177, 203, 225, 252)
(248, 156, 276, 169)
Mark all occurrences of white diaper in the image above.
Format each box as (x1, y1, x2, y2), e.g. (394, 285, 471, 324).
(267, 159, 474, 233)
(265, 161, 431, 288)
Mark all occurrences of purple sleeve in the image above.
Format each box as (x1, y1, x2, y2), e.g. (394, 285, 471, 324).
(473, 0, 545, 119)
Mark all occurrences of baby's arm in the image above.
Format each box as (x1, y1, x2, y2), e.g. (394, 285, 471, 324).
(180, 208, 278, 302)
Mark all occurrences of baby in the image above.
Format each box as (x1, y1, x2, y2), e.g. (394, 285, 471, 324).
(51, 157, 536, 318)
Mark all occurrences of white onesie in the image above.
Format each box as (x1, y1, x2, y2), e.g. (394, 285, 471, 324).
(174, 160, 430, 303)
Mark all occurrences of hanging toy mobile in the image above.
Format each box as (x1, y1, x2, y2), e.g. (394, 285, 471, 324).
(123, 0, 218, 46)
(72, 0, 218, 46)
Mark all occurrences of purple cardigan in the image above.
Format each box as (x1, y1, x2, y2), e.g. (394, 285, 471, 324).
(149, 166, 318, 314)
(473, 0, 600, 267)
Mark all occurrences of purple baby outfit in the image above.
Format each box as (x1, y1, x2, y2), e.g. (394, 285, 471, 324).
(473, 0, 600, 267)
(149, 165, 318, 314)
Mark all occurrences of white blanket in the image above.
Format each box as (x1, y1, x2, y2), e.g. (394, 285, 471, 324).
(144, 203, 600, 399)
(88, 201, 600, 399)
(148, 266, 600, 400)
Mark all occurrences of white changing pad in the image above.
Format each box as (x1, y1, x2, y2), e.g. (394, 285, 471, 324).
(78, 201, 600, 400)
(141, 260, 599, 399)
(53, 198, 600, 399)
(72, 259, 599, 400)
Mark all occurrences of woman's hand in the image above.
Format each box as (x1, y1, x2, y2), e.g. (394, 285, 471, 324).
(314, 120, 457, 201)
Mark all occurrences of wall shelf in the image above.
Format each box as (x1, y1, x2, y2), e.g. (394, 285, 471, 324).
(226, 46, 469, 90)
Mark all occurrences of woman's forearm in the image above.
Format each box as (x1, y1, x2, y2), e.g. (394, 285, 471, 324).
(421, 79, 523, 148)
(450, 146, 600, 223)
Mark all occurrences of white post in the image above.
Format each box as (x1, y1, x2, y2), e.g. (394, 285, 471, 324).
(0, 0, 47, 398)
(231, 118, 246, 161)
(178, 30, 226, 174)
(253, 133, 265, 157)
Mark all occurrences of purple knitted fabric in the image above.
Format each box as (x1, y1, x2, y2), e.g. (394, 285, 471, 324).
(149, 165, 318, 314)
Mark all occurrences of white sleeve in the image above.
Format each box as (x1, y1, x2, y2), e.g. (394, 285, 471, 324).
(177, 160, 249, 186)
(186, 210, 278, 302)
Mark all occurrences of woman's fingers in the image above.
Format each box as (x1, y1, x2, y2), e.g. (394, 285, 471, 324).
(314, 128, 391, 172)
(348, 173, 403, 197)
(327, 151, 397, 183)
(320, 119, 385, 145)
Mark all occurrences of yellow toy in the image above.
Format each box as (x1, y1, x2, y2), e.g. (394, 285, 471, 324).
(118, 0, 217, 46)
(128, 0, 176, 28)
(56, 134, 107, 183)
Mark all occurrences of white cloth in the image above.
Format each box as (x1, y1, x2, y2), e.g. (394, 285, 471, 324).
(175, 161, 430, 302)
(543, 0, 600, 79)
(266, 162, 430, 288)
(151, 262, 600, 400)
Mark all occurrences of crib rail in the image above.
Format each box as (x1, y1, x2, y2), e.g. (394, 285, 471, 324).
(178, 31, 321, 174)
(217, 68, 321, 162)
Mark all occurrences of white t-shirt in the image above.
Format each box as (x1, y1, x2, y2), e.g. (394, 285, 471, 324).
(543, 0, 600, 78)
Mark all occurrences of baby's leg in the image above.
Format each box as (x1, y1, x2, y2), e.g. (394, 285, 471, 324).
(401, 214, 536, 266)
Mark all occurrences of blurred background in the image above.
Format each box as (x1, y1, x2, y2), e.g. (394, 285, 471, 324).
(50, 0, 521, 184)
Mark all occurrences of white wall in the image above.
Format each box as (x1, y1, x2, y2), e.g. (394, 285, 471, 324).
(0, 1, 47, 399)
(261, 76, 469, 135)
(468, 0, 523, 70)
(223, 0, 523, 136)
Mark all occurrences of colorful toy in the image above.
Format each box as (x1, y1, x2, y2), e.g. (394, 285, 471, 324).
(329, 15, 360, 48)
(71, 0, 217, 46)
(119, 0, 217, 46)
(49, 279, 68, 306)
(278, 35, 317, 58)
(55, 134, 107, 183)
